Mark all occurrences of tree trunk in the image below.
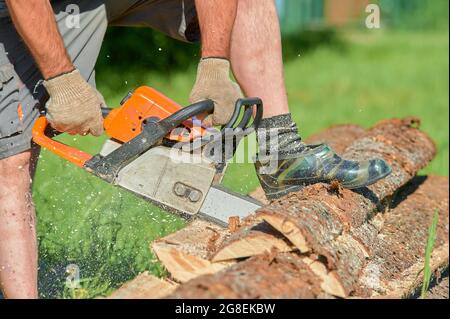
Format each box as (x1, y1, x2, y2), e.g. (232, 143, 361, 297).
(166, 176, 448, 299)
(166, 118, 443, 299)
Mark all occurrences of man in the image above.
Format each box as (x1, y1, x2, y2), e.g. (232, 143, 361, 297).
(0, 0, 391, 298)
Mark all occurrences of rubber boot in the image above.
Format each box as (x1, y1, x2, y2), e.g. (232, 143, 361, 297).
(255, 143, 392, 200)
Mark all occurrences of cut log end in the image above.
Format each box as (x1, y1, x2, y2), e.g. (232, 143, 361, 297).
(303, 257, 347, 298)
(152, 244, 231, 283)
(107, 272, 177, 299)
(257, 211, 310, 253)
(211, 230, 294, 262)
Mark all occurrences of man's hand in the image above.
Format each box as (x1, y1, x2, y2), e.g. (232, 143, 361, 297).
(44, 70, 104, 136)
(190, 58, 242, 126)
(193, 0, 241, 126)
(6, 0, 104, 136)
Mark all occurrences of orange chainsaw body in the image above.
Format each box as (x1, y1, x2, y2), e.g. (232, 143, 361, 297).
(104, 86, 206, 143)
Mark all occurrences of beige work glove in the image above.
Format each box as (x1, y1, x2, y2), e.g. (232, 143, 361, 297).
(189, 58, 243, 126)
(43, 69, 104, 136)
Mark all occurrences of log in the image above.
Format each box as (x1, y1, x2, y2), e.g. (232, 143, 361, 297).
(151, 220, 232, 283)
(357, 176, 449, 298)
(213, 118, 435, 294)
(163, 176, 449, 300)
(156, 125, 370, 282)
(107, 272, 177, 299)
(255, 118, 436, 295)
(153, 125, 368, 280)
(162, 177, 448, 298)
(167, 252, 326, 299)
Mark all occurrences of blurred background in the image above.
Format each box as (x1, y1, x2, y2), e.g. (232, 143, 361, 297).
(28, 0, 449, 298)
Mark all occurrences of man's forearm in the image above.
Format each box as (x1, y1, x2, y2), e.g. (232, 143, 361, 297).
(6, 0, 74, 79)
(195, 0, 238, 59)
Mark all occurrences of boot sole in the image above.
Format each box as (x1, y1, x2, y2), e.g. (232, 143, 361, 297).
(264, 185, 306, 201)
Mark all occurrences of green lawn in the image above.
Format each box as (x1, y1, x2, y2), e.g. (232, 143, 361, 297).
(32, 30, 449, 298)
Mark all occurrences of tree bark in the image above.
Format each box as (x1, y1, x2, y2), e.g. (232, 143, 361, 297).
(168, 252, 325, 299)
(358, 176, 449, 298)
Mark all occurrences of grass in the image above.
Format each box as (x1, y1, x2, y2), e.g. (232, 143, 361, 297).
(420, 210, 440, 299)
(31, 29, 448, 298)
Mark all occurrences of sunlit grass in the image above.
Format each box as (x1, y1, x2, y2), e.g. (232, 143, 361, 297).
(420, 210, 439, 299)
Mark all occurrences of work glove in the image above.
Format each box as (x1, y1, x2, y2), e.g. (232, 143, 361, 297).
(43, 69, 105, 136)
(189, 58, 243, 126)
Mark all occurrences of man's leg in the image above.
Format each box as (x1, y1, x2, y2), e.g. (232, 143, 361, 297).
(0, 150, 39, 299)
(0, 12, 43, 298)
(230, 0, 289, 119)
(0, 0, 110, 298)
(230, 0, 391, 200)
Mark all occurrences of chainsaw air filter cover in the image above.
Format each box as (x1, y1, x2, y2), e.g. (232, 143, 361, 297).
(103, 86, 206, 144)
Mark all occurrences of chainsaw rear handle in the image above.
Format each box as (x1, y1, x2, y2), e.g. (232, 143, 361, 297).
(32, 117, 93, 167)
(32, 100, 215, 168)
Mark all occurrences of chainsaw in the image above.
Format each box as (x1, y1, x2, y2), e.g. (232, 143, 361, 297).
(32, 86, 264, 227)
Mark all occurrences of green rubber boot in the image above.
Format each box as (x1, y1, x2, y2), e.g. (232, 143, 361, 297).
(255, 143, 392, 200)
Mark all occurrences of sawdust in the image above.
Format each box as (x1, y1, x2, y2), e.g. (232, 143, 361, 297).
(228, 216, 241, 233)
(206, 227, 221, 256)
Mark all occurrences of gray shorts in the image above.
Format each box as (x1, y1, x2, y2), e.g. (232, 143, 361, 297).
(0, 0, 199, 160)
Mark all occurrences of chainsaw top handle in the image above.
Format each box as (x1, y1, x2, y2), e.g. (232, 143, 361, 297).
(102, 97, 263, 132)
(224, 97, 263, 131)
(161, 99, 214, 130)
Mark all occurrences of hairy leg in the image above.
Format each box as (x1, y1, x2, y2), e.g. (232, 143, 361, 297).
(0, 148, 39, 299)
(230, 0, 289, 118)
